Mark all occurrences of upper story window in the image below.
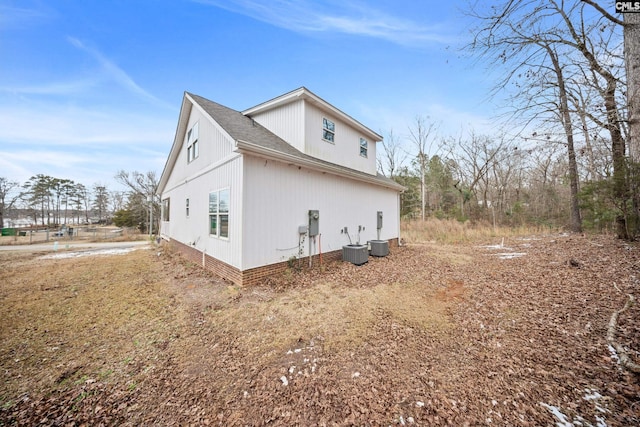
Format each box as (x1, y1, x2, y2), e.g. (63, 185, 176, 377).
(187, 122, 199, 163)
(360, 138, 368, 158)
(209, 188, 230, 239)
(322, 118, 335, 143)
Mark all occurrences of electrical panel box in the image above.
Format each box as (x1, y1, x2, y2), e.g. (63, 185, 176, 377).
(377, 211, 383, 230)
(308, 210, 319, 236)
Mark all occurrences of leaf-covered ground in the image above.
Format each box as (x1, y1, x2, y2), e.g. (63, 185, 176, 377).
(1, 233, 638, 426)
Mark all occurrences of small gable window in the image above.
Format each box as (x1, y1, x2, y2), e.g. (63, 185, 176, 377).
(360, 138, 368, 158)
(322, 118, 335, 143)
(187, 122, 199, 163)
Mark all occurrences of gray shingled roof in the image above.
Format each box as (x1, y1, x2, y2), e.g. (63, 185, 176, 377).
(187, 92, 404, 191)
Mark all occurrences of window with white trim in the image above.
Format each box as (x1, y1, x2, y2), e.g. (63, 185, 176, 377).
(187, 122, 199, 163)
(209, 189, 229, 238)
(162, 198, 170, 221)
(322, 118, 335, 143)
(359, 138, 368, 157)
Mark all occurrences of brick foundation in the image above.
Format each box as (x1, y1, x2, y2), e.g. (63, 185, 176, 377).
(167, 237, 399, 287)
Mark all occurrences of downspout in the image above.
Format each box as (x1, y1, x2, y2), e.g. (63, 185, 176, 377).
(397, 192, 402, 246)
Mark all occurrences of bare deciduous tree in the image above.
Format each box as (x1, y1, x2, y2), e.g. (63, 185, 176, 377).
(377, 129, 407, 179)
(407, 117, 439, 221)
(624, 12, 640, 161)
(467, 0, 630, 232)
(115, 170, 159, 234)
(0, 177, 20, 229)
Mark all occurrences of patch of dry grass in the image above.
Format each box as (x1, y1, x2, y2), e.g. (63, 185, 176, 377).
(0, 249, 176, 404)
(401, 218, 554, 244)
(1, 243, 461, 412)
(207, 278, 451, 358)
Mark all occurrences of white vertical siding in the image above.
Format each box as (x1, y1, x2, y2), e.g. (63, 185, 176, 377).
(163, 106, 235, 193)
(163, 156, 244, 268)
(303, 101, 378, 175)
(160, 102, 244, 269)
(248, 98, 378, 176)
(249, 99, 305, 152)
(242, 155, 399, 270)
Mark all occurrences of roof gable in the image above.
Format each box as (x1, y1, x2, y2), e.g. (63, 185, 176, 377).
(158, 90, 404, 194)
(187, 92, 305, 159)
(242, 87, 383, 142)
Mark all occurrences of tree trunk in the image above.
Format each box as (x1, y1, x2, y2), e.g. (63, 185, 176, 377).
(578, 110, 596, 180)
(547, 46, 582, 232)
(626, 13, 640, 162)
(625, 13, 640, 237)
(421, 162, 427, 221)
(604, 75, 629, 239)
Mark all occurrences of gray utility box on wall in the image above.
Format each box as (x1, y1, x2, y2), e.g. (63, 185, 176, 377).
(308, 210, 319, 236)
(369, 240, 389, 257)
(342, 244, 368, 265)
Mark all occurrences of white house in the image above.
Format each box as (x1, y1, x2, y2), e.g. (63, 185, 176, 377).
(158, 87, 404, 286)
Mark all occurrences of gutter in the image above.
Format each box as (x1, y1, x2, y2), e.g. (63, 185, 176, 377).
(234, 139, 405, 191)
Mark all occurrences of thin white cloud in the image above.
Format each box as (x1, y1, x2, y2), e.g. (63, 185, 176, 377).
(0, 79, 97, 96)
(0, 4, 50, 30)
(0, 102, 173, 147)
(193, 0, 452, 46)
(67, 37, 173, 109)
(0, 155, 33, 183)
(0, 147, 159, 188)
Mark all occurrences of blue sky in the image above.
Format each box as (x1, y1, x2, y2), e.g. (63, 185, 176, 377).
(0, 0, 497, 191)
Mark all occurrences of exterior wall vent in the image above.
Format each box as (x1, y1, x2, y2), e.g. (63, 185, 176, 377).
(369, 240, 389, 257)
(342, 244, 368, 265)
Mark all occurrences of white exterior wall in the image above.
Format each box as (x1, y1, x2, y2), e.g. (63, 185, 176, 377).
(249, 99, 305, 152)
(241, 155, 399, 270)
(303, 101, 377, 175)
(160, 104, 244, 269)
(162, 105, 236, 191)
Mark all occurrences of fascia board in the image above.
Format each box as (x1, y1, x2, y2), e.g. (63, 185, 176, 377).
(185, 93, 237, 144)
(300, 91, 383, 142)
(158, 93, 237, 194)
(158, 95, 192, 194)
(241, 87, 306, 116)
(242, 87, 383, 143)
(235, 139, 405, 191)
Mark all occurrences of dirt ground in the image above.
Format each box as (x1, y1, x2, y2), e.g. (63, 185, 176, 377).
(0, 233, 638, 426)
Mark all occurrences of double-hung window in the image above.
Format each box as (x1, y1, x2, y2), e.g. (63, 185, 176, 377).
(322, 118, 335, 143)
(360, 138, 368, 157)
(162, 198, 170, 221)
(187, 122, 199, 163)
(209, 189, 229, 238)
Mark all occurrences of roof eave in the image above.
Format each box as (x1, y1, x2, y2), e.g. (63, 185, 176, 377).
(235, 139, 405, 191)
(158, 93, 192, 194)
(242, 87, 383, 142)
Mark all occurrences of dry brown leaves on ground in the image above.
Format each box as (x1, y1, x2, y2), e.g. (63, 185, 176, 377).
(0, 233, 639, 426)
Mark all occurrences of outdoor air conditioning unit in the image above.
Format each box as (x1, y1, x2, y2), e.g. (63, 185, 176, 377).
(342, 244, 368, 265)
(369, 240, 389, 257)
